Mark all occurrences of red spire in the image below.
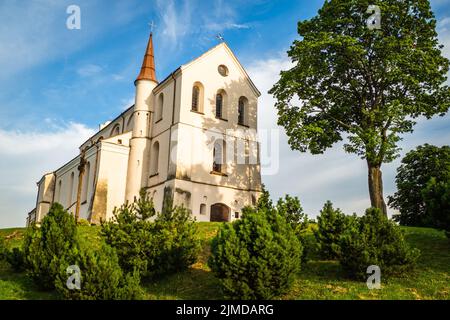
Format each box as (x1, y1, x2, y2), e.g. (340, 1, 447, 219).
(136, 33, 157, 83)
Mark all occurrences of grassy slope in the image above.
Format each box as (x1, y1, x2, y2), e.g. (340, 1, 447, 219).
(0, 223, 448, 300)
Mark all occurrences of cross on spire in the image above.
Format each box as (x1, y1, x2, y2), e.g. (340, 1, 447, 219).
(216, 34, 224, 42)
(148, 20, 156, 33)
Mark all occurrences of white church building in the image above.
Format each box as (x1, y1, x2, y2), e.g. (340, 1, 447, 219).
(27, 33, 262, 225)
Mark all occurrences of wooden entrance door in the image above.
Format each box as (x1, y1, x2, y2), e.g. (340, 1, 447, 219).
(210, 203, 230, 222)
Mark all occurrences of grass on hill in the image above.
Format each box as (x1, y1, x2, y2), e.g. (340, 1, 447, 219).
(0, 223, 449, 300)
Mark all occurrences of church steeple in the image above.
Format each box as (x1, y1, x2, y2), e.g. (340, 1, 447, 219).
(136, 32, 157, 83)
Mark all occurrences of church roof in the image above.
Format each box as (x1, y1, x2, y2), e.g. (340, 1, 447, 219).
(135, 32, 157, 83)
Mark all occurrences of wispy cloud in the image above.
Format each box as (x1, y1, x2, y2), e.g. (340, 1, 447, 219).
(77, 64, 103, 77)
(0, 121, 95, 227)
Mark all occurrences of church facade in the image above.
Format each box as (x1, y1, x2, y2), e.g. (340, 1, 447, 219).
(27, 33, 262, 225)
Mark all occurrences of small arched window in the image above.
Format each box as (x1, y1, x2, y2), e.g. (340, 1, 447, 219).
(82, 162, 90, 203)
(111, 124, 120, 137)
(156, 93, 164, 121)
(192, 86, 200, 111)
(150, 141, 160, 175)
(191, 82, 204, 113)
(213, 140, 226, 173)
(238, 96, 248, 125)
(215, 90, 227, 119)
(68, 172, 74, 205)
(216, 94, 223, 118)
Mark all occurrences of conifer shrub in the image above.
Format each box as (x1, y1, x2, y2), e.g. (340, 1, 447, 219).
(339, 208, 420, 279)
(55, 244, 143, 300)
(314, 201, 355, 259)
(208, 204, 302, 299)
(24, 203, 79, 290)
(5, 247, 26, 272)
(276, 195, 314, 262)
(101, 190, 200, 279)
(0, 236, 6, 261)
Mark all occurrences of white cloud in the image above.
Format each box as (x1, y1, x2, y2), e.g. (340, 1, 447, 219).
(77, 64, 103, 77)
(0, 122, 95, 228)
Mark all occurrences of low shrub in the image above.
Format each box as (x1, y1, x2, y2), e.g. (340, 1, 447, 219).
(339, 208, 420, 279)
(314, 201, 355, 259)
(276, 195, 314, 261)
(77, 219, 91, 226)
(24, 203, 79, 290)
(101, 190, 200, 279)
(55, 244, 143, 300)
(422, 178, 450, 238)
(208, 204, 302, 299)
(6, 247, 26, 272)
(0, 236, 6, 261)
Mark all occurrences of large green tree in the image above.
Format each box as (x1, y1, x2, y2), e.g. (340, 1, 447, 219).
(270, 0, 450, 215)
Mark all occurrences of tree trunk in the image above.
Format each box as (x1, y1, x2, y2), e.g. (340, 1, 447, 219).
(367, 162, 388, 216)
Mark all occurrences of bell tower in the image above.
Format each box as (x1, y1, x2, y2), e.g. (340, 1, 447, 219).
(125, 32, 158, 202)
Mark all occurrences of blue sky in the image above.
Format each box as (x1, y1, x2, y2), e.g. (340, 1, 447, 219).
(0, 0, 449, 227)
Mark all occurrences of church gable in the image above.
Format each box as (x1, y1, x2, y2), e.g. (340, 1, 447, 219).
(181, 43, 260, 98)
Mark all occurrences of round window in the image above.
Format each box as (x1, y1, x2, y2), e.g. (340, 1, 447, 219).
(218, 65, 229, 77)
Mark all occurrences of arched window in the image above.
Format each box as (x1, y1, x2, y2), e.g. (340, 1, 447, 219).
(191, 82, 204, 112)
(213, 140, 226, 173)
(238, 96, 248, 125)
(215, 93, 223, 118)
(215, 89, 227, 119)
(156, 93, 164, 121)
(111, 124, 120, 137)
(192, 86, 199, 111)
(82, 162, 90, 203)
(68, 172, 74, 205)
(150, 142, 160, 175)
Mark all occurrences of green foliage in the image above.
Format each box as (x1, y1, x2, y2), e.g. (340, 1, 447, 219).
(101, 190, 200, 279)
(276, 195, 313, 262)
(389, 144, 450, 226)
(5, 248, 26, 272)
(422, 178, 450, 238)
(339, 208, 420, 279)
(270, 0, 450, 215)
(314, 201, 355, 259)
(77, 219, 90, 226)
(0, 236, 6, 261)
(24, 203, 79, 290)
(208, 205, 302, 299)
(270, 0, 449, 163)
(55, 244, 143, 300)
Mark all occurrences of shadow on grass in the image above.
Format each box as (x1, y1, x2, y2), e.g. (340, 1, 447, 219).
(142, 267, 222, 300)
(0, 262, 57, 300)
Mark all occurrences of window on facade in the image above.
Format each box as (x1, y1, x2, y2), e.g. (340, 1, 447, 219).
(150, 142, 160, 175)
(111, 124, 120, 137)
(82, 162, 90, 203)
(200, 204, 206, 215)
(157, 93, 164, 121)
(192, 86, 199, 111)
(215, 93, 223, 118)
(235, 212, 239, 219)
(68, 172, 74, 205)
(213, 140, 226, 173)
(238, 96, 247, 125)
